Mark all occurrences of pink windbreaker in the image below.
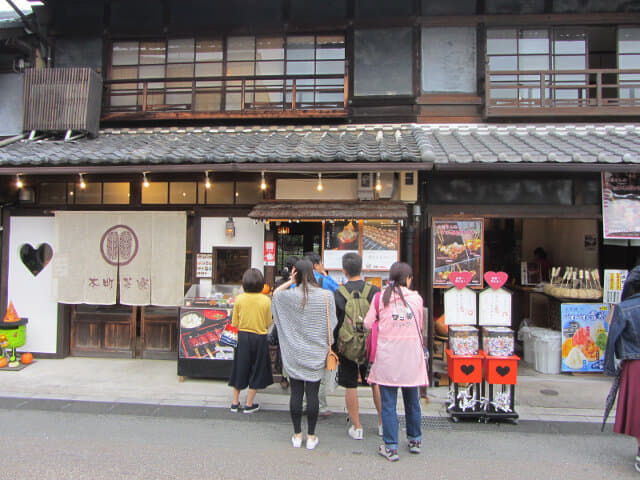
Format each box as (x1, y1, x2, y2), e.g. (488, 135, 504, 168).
(364, 287, 429, 387)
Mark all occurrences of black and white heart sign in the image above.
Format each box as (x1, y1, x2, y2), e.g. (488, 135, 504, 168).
(20, 243, 53, 276)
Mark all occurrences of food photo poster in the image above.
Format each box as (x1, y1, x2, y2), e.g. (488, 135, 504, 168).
(561, 303, 609, 372)
(433, 218, 483, 288)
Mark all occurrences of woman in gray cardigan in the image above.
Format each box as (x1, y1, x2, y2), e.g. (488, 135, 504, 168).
(272, 258, 338, 450)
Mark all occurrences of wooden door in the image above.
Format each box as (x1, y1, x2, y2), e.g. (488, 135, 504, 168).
(71, 305, 136, 358)
(140, 306, 179, 359)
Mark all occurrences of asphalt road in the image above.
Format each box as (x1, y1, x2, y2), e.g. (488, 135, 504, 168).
(0, 407, 636, 480)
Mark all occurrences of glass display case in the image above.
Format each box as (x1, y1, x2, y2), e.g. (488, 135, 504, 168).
(177, 283, 242, 379)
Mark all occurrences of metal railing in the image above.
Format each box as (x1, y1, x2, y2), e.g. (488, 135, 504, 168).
(485, 67, 640, 117)
(103, 73, 347, 117)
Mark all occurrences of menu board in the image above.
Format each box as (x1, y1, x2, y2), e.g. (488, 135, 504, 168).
(324, 221, 359, 270)
(433, 218, 483, 288)
(444, 287, 477, 325)
(179, 307, 235, 360)
(323, 220, 399, 271)
(602, 172, 640, 239)
(561, 303, 610, 372)
(478, 288, 512, 326)
(362, 221, 399, 271)
(196, 253, 213, 278)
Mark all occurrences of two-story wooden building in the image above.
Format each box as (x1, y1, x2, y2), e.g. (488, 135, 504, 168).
(1, 0, 639, 364)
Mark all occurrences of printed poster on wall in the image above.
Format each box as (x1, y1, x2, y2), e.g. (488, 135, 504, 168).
(561, 303, 610, 372)
(196, 253, 213, 278)
(263, 241, 276, 266)
(323, 221, 359, 270)
(362, 221, 399, 271)
(603, 269, 628, 305)
(602, 172, 640, 239)
(433, 218, 483, 288)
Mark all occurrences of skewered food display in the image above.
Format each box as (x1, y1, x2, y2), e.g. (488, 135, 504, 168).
(543, 267, 602, 300)
(362, 224, 396, 250)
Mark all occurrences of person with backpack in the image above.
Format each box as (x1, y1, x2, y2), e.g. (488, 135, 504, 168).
(334, 252, 382, 440)
(364, 262, 428, 462)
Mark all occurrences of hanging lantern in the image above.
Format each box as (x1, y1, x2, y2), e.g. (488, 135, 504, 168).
(225, 217, 235, 238)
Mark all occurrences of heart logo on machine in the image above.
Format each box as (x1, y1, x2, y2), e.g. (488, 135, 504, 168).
(484, 271, 508, 290)
(496, 366, 510, 377)
(449, 272, 473, 290)
(19, 243, 53, 277)
(460, 364, 475, 375)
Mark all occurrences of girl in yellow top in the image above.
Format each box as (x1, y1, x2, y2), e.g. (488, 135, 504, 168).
(228, 268, 274, 413)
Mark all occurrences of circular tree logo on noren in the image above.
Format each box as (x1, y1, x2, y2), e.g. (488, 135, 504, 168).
(100, 225, 139, 266)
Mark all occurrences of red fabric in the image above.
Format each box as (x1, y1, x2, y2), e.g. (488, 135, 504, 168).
(614, 359, 640, 438)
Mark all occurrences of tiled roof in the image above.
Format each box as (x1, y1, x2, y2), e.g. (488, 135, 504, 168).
(421, 124, 640, 165)
(2, 123, 640, 170)
(0, 124, 429, 167)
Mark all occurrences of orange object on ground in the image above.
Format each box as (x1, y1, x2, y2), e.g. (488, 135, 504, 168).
(446, 349, 483, 384)
(0, 357, 7, 368)
(20, 352, 33, 364)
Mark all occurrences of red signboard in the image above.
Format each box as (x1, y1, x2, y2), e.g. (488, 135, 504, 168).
(264, 241, 276, 266)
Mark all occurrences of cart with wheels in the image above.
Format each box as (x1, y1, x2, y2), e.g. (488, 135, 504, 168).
(446, 349, 484, 422)
(481, 352, 520, 424)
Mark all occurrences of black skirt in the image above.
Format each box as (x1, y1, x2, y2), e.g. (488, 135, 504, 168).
(228, 331, 274, 390)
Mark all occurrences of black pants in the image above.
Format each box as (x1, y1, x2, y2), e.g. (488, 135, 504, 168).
(289, 378, 321, 435)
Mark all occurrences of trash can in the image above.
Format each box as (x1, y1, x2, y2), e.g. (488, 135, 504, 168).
(532, 330, 562, 374)
(519, 325, 545, 366)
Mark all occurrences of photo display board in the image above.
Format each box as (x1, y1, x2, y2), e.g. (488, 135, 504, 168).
(323, 220, 399, 272)
(602, 172, 640, 239)
(433, 218, 483, 288)
(561, 303, 610, 372)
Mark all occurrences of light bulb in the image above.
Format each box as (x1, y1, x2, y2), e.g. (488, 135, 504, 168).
(375, 172, 382, 192)
(143, 172, 150, 188)
(316, 173, 323, 192)
(79, 173, 86, 189)
(15, 174, 23, 189)
(205, 171, 211, 189)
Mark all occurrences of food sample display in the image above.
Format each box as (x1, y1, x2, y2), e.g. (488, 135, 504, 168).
(433, 219, 483, 288)
(543, 267, 603, 300)
(449, 325, 479, 356)
(178, 284, 242, 378)
(561, 303, 610, 372)
(362, 223, 397, 250)
(482, 327, 515, 357)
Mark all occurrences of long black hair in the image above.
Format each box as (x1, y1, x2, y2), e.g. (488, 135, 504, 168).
(293, 259, 319, 308)
(382, 261, 413, 307)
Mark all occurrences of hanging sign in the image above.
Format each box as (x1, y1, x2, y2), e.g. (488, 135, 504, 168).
(433, 218, 483, 288)
(484, 271, 508, 290)
(196, 253, 213, 278)
(444, 287, 477, 325)
(263, 241, 276, 266)
(479, 288, 512, 326)
(602, 172, 640, 239)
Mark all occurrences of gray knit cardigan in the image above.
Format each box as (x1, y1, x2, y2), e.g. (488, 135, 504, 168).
(271, 285, 337, 382)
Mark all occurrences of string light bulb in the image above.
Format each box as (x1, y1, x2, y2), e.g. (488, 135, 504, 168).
(79, 173, 86, 190)
(15, 174, 23, 189)
(142, 172, 150, 188)
(260, 171, 267, 191)
(375, 172, 382, 192)
(205, 171, 211, 189)
(316, 173, 323, 192)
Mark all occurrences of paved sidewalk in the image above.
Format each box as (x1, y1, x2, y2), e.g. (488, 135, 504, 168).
(0, 357, 614, 425)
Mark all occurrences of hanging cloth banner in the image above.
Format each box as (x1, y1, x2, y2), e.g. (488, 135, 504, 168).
(53, 211, 186, 306)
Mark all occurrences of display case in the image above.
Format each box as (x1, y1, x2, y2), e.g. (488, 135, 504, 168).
(481, 327, 515, 357)
(177, 283, 242, 379)
(449, 325, 479, 356)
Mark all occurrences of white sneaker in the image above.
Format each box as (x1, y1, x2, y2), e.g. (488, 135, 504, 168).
(378, 423, 383, 437)
(348, 424, 364, 440)
(306, 436, 319, 450)
(291, 435, 302, 448)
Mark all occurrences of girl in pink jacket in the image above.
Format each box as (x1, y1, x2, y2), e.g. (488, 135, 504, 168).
(364, 262, 428, 462)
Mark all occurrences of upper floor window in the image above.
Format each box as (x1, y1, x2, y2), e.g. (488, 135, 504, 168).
(106, 34, 345, 115)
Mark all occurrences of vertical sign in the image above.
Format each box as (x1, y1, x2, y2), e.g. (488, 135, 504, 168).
(603, 269, 628, 304)
(561, 303, 610, 372)
(444, 287, 477, 325)
(478, 288, 512, 326)
(602, 172, 640, 239)
(433, 218, 484, 288)
(263, 241, 276, 266)
(196, 253, 213, 278)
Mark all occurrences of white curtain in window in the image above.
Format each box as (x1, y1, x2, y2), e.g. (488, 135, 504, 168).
(53, 211, 186, 306)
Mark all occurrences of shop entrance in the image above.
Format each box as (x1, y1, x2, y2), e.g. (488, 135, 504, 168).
(274, 221, 322, 278)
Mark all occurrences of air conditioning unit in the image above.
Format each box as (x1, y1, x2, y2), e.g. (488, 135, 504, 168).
(399, 171, 418, 202)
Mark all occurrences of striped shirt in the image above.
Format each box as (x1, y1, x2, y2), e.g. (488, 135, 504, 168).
(272, 285, 337, 382)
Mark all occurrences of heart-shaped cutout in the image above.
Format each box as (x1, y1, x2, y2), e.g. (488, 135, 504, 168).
(496, 366, 510, 377)
(460, 364, 474, 375)
(20, 243, 53, 276)
(449, 271, 473, 289)
(484, 271, 508, 289)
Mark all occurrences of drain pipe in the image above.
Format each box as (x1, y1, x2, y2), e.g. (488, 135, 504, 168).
(0, 133, 28, 148)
